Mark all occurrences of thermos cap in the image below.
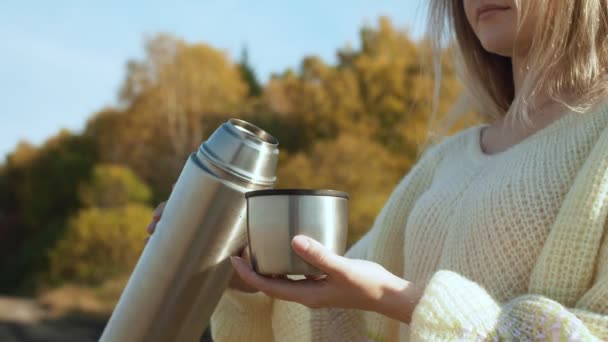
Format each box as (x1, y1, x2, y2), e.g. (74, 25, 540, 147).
(199, 119, 279, 185)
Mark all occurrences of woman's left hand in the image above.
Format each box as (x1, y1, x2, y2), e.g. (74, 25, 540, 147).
(230, 235, 424, 324)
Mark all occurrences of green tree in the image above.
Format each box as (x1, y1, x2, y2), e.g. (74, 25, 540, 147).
(83, 108, 126, 164)
(238, 46, 262, 97)
(79, 164, 152, 209)
(0, 131, 97, 292)
(9, 131, 97, 229)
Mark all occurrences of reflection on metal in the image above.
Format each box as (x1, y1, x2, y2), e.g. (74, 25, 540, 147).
(100, 119, 279, 342)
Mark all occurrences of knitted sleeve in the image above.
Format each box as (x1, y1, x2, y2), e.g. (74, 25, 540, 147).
(411, 200, 608, 340)
(409, 267, 608, 341)
(410, 122, 608, 341)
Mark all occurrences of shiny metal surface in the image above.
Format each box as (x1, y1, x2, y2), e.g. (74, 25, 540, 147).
(100, 119, 278, 342)
(246, 192, 348, 276)
(201, 119, 278, 186)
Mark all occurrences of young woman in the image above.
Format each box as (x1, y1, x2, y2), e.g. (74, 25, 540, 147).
(148, 1, 608, 340)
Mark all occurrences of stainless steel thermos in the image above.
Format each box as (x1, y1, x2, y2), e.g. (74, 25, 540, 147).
(100, 119, 279, 342)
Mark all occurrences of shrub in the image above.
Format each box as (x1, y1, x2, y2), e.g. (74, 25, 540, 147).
(79, 164, 152, 208)
(47, 204, 152, 285)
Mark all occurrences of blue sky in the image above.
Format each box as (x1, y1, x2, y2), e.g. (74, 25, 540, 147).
(0, 0, 426, 161)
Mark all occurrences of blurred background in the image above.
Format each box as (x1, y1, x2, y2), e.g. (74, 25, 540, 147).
(0, 1, 474, 341)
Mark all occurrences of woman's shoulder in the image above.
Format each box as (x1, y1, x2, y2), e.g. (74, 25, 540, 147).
(576, 101, 608, 159)
(583, 100, 608, 134)
(551, 100, 608, 153)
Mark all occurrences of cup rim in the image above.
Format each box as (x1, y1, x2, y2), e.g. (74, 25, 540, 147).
(245, 188, 349, 199)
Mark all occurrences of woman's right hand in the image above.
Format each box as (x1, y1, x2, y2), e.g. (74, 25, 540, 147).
(147, 201, 259, 293)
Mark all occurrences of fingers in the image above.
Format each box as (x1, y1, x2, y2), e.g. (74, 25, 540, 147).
(147, 202, 167, 235)
(239, 246, 252, 263)
(146, 222, 156, 235)
(237, 246, 317, 281)
(291, 235, 348, 276)
(229, 272, 259, 293)
(153, 201, 166, 220)
(230, 256, 326, 307)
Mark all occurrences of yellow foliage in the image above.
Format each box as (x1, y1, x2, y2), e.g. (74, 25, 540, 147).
(47, 204, 152, 285)
(102, 34, 250, 195)
(79, 164, 152, 208)
(277, 134, 411, 246)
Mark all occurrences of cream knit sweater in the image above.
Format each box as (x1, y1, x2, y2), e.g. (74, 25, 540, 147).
(210, 105, 608, 341)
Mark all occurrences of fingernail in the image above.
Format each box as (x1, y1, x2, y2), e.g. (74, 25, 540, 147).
(292, 235, 310, 250)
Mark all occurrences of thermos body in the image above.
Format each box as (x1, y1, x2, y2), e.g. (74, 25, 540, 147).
(100, 119, 279, 342)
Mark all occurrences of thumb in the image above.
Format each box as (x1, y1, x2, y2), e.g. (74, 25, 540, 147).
(291, 235, 347, 275)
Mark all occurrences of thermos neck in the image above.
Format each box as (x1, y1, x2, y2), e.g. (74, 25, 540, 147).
(198, 119, 279, 186)
(192, 151, 271, 190)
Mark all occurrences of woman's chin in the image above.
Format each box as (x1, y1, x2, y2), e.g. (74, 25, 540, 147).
(480, 40, 514, 57)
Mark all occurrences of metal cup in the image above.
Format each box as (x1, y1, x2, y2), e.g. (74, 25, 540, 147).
(245, 189, 349, 276)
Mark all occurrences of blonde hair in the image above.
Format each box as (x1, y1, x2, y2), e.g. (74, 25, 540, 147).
(427, 0, 608, 131)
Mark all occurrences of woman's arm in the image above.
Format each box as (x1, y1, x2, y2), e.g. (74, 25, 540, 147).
(410, 268, 608, 341)
(231, 232, 608, 341)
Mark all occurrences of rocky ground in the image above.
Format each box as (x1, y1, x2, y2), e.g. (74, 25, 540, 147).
(0, 296, 212, 341)
(0, 296, 106, 341)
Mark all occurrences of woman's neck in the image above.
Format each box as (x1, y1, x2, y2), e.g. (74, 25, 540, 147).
(512, 54, 525, 96)
(511, 54, 572, 116)
(481, 54, 573, 155)
(509, 53, 573, 122)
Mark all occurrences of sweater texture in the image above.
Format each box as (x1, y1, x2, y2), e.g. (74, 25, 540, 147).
(211, 105, 608, 341)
